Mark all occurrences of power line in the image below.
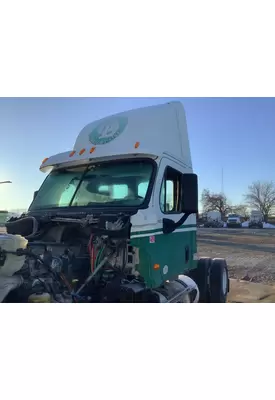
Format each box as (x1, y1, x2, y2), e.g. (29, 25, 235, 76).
(0, 181, 12, 185)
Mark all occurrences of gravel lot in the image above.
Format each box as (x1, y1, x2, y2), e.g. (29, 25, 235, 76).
(198, 229, 275, 285)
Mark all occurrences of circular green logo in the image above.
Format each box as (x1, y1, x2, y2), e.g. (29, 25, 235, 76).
(89, 116, 128, 145)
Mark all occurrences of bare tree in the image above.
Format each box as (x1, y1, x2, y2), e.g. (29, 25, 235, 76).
(244, 181, 275, 222)
(201, 189, 231, 220)
(231, 204, 250, 219)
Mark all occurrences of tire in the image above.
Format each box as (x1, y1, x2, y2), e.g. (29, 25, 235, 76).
(209, 258, 229, 303)
(187, 257, 212, 303)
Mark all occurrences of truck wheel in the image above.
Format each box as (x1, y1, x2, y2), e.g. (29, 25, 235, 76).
(209, 258, 229, 303)
(187, 257, 212, 303)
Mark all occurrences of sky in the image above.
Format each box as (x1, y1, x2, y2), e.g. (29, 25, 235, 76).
(0, 97, 275, 211)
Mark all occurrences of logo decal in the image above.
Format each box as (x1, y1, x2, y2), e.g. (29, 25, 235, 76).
(89, 116, 128, 145)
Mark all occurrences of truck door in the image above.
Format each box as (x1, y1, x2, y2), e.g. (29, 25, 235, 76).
(152, 157, 196, 279)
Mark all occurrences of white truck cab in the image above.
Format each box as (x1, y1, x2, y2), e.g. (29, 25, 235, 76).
(227, 213, 242, 228)
(2, 102, 229, 303)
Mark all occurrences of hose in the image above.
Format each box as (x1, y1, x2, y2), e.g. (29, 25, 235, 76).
(95, 246, 105, 268)
(87, 234, 95, 272)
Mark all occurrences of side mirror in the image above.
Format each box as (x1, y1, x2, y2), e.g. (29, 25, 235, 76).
(163, 173, 198, 234)
(181, 173, 198, 214)
(33, 190, 38, 200)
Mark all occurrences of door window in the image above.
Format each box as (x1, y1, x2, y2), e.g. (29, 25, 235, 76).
(160, 167, 183, 213)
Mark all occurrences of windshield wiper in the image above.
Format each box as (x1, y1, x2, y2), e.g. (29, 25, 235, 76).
(68, 165, 91, 207)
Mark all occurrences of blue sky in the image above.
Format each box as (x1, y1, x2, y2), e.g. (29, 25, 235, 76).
(0, 97, 275, 211)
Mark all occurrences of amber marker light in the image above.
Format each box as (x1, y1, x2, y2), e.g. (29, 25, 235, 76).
(41, 157, 49, 164)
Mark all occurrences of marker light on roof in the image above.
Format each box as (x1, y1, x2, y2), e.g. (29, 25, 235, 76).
(79, 148, 86, 155)
(69, 151, 76, 157)
(90, 147, 96, 154)
(134, 142, 140, 149)
(42, 157, 49, 164)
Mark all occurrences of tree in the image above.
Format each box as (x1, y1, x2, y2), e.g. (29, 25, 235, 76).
(201, 189, 231, 220)
(244, 181, 275, 222)
(230, 204, 250, 219)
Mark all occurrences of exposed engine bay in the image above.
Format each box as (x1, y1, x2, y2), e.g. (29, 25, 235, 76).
(0, 212, 199, 303)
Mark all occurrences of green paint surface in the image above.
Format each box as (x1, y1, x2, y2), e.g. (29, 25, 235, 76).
(130, 225, 197, 288)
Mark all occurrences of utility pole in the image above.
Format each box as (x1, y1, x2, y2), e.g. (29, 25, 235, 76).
(221, 168, 224, 195)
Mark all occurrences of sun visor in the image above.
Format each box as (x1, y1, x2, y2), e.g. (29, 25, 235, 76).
(39, 149, 157, 173)
(39, 150, 87, 172)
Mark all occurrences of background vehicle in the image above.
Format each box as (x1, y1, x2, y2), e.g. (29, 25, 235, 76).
(1, 102, 229, 303)
(248, 210, 263, 229)
(204, 211, 223, 228)
(227, 213, 242, 228)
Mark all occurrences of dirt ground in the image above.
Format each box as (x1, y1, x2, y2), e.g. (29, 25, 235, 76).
(198, 230, 275, 285)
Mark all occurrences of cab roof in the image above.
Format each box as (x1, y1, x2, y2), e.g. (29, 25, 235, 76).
(40, 101, 192, 172)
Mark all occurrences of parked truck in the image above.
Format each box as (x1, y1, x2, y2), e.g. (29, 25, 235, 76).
(227, 213, 242, 228)
(0, 102, 229, 303)
(249, 210, 263, 229)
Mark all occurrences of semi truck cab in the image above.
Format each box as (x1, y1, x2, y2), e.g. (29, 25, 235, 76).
(2, 102, 230, 303)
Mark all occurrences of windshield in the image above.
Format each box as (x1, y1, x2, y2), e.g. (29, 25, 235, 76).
(29, 160, 155, 210)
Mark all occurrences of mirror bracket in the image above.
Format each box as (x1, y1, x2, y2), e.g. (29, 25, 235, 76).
(163, 212, 192, 234)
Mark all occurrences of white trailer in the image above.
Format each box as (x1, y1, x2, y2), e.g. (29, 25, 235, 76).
(249, 210, 263, 229)
(207, 211, 221, 221)
(204, 211, 223, 227)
